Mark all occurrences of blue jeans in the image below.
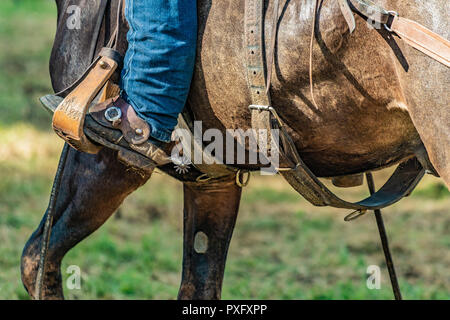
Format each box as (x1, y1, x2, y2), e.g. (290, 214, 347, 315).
(120, 0, 197, 143)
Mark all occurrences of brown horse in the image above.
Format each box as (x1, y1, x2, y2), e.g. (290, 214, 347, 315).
(21, 0, 449, 299)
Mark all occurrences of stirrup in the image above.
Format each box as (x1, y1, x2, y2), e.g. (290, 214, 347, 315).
(51, 48, 122, 154)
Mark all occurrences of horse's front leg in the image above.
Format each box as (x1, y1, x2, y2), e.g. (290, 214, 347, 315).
(21, 147, 151, 299)
(178, 178, 242, 300)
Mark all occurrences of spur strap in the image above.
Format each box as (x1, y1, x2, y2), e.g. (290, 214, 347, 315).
(90, 97, 151, 145)
(244, 0, 425, 211)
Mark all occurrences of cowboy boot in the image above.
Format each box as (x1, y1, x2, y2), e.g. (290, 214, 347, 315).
(40, 94, 173, 172)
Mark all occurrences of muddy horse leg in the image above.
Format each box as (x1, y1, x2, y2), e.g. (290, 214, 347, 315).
(178, 178, 242, 300)
(21, 147, 151, 299)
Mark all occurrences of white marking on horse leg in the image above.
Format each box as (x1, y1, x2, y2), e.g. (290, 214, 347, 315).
(194, 231, 208, 254)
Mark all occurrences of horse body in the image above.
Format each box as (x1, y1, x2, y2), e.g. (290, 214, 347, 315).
(192, 0, 426, 176)
(50, 0, 449, 178)
(21, 0, 448, 299)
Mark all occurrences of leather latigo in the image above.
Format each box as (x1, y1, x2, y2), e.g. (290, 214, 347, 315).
(390, 16, 450, 68)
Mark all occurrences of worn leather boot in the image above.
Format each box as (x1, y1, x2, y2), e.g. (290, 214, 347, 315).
(89, 95, 173, 160)
(40, 94, 173, 171)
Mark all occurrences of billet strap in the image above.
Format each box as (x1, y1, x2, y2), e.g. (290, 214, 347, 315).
(390, 15, 450, 68)
(245, 1, 271, 106)
(52, 52, 119, 153)
(244, 0, 425, 210)
(245, 0, 277, 162)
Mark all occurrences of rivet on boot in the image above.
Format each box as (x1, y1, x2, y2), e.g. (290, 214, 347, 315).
(135, 128, 144, 136)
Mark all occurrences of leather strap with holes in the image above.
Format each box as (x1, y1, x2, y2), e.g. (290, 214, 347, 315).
(244, 0, 426, 210)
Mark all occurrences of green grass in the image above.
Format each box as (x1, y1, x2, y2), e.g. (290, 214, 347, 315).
(0, 0, 449, 300)
(0, 0, 56, 130)
(412, 183, 450, 200)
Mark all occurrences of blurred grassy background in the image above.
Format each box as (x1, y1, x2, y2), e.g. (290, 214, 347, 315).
(0, 0, 448, 300)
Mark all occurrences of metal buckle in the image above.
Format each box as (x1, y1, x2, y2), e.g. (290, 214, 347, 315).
(196, 173, 213, 183)
(236, 170, 251, 188)
(276, 163, 300, 172)
(344, 209, 368, 222)
(249, 105, 273, 111)
(384, 11, 399, 32)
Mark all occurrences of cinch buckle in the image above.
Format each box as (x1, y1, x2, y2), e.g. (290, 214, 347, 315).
(384, 11, 399, 32)
(344, 209, 368, 222)
(249, 105, 273, 111)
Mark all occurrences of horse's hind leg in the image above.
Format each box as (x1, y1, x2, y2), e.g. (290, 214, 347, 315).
(21, 147, 151, 299)
(178, 178, 242, 300)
